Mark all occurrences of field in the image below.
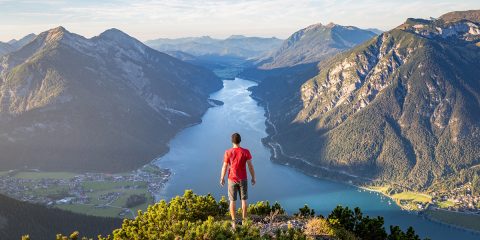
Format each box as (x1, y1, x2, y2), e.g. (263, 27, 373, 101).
(364, 185, 432, 210)
(391, 192, 431, 210)
(391, 192, 432, 203)
(366, 186, 390, 193)
(437, 200, 455, 208)
(61, 180, 153, 218)
(72, 182, 151, 217)
(425, 209, 480, 232)
(14, 171, 77, 180)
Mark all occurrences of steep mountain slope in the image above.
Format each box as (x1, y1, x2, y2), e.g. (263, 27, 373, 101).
(0, 42, 13, 57)
(243, 23, 377, 159)
(145, 35, 283, 59)
(0, 34, 36, 57)
(7, 33, 36, 51)
(0, 193, 121, 240)
(256, 23, 376, 69)
(0, 27, 222, 172)
(258, 11, 480, 190)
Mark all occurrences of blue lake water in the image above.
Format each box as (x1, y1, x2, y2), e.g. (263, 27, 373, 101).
(154, 78, 479, 240)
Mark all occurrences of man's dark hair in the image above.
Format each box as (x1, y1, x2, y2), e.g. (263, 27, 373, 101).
(231, 133, 241, 144)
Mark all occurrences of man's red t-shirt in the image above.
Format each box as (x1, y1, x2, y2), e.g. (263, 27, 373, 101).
(224, 147, 252, 182)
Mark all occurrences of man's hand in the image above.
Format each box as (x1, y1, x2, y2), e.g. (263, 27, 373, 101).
(251, 177, 256, 186)
(220, 178, 225, 187)
(220, 162, 228, 187)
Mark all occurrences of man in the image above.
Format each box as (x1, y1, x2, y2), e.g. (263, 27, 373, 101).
(220, 132, 256, 228)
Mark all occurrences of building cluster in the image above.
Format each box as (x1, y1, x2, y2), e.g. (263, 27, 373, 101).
(0, 164, 170, 210)
(431, 182, 480, 213)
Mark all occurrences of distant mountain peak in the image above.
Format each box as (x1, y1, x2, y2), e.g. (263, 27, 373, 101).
(100, 28, 130, 38)
(258, 22, 377, 69)
(95, 28, 149, 54)
(325, 22, 337, 28)
(227, 35, 246, 39)
(304, 23, 324, 30)
(304, 22, 337, 31)
(439, 9, 480, 23)
(38, 26, 74, 46)
(7, 33, 36, 45)
(97, 28, 140, 44)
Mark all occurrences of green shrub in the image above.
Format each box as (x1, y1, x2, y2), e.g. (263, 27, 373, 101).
(46, 192, 426, 240)
(294, 204, 315, 218)
(247, 201, 285, 216)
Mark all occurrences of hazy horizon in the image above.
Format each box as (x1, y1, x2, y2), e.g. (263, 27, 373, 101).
(1, 0, 480, 42)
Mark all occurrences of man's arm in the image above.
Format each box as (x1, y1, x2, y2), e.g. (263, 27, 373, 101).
(247, 160, 256, 186)
(220, 162, 228, 186)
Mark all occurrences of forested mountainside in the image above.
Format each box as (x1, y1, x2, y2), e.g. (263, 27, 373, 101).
(0, 26, 222, 172)
(0, 193, 121, 240)
(255, 23, 376, 69)
(251, 10, 480, 191)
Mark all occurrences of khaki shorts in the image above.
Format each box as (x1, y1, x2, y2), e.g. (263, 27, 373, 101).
(228, 179, 248, 201)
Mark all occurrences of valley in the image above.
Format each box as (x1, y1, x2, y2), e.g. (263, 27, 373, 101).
(1, 5, 480, 239)
(152, 77, 479, 240)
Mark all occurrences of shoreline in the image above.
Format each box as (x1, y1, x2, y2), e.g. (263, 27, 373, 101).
(252, 88, 480, 235)
(422, 208, 480, 235)
(262, 124, 480, 235)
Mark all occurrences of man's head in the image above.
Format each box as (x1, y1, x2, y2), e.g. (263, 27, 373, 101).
(231, 133, 241, 145)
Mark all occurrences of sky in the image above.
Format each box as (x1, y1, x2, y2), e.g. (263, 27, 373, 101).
(1, 0, 479, 42)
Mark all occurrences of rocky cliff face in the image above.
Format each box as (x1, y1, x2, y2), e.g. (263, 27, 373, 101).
(257, 11, 480, 190)
(0, 27, 222, 172)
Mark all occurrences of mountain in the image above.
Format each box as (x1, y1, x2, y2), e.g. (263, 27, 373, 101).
(366, 28, 385, 35)
(0, 34, 36, 57)
(0, 193, 121, 240)
(0, 42, 13, 56)
(439, 9, 480, 23)
(0, 26, 222, 172)
(256, 23, 377, 69)
(164, 50, 198, 62)
(145, 35, 283, 59)
(7, 33, 36, 51)
(241, 23, 377, 153)
(253, 10, 480, 191)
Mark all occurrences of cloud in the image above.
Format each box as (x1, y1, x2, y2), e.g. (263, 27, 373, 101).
(1, 0, 480, 41)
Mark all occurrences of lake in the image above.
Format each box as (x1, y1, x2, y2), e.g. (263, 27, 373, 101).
(154, 78, 479, 240)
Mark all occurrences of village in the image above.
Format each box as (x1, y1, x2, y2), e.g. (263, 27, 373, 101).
(429, 182, 480, 213)
(0, 164, 170, 218)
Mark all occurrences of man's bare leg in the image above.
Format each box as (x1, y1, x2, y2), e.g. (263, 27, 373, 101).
(242, 200, 247, 220)
(230, 200, 236, 228)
